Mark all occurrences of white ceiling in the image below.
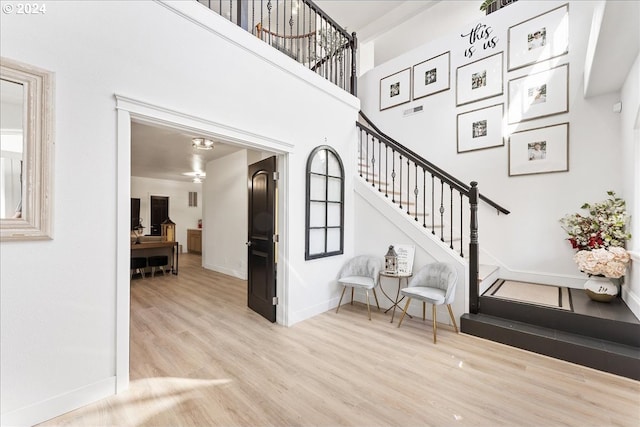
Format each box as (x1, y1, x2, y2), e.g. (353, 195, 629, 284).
(131, 121, 241, 183)
(131, 1, 420, 182)
(315, 1, 439, 42)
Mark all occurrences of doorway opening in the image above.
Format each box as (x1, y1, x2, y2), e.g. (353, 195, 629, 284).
(116, 95, 291, 392)
(149, 196, 169, 236)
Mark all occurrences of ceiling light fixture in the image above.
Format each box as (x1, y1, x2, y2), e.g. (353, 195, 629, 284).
(192, 137, 214, 150)
(193, 174, 203, 184)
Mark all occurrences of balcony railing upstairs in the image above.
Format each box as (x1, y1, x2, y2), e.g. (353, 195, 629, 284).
(357, 112, 510, 314)
(197, 0, 357, 95)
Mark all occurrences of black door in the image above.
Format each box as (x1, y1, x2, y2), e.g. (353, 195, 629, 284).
(247, 157, 277, 322)
(150, 196, 169, 236)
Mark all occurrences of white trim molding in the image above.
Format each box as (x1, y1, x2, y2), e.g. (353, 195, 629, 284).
(115, 95, 293, 391)
(623, 250, 640, 320)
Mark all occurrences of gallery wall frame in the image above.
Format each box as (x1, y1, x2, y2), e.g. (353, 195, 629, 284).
(457, 103, 504, 153)
(412, 51, 450, 100)
(456, 52, 503, 107)
(380, 68, 411, 111)
(508, 122, 569, 176)
(507, 3, 569, 71)
(507, 63, 568, 124)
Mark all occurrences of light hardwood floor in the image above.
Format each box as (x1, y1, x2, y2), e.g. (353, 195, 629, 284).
(41, 253, 639, 426)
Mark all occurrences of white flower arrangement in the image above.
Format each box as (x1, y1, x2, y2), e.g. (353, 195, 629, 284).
(573, 247, 630, 279)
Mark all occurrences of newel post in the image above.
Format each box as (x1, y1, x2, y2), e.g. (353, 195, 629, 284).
(469, 181, 479, 314)
(350, 32, 358, 96)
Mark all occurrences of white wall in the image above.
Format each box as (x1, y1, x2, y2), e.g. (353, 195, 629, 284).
(371, 1, 478, 67)
(0, 1, 358, 425)
(620, 53, 640, 317)
(203, 149, 250, 279)
(131, 176, 202, 250)
(359, 1, 627, 286)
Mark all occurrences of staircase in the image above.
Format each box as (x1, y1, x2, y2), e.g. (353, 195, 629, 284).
(357, 112, 640, 380)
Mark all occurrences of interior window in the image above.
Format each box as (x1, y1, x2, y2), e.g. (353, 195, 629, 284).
(305, 145, 344, 260)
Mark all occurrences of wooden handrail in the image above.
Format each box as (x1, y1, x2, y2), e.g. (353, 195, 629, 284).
(256, 22, 316, 40)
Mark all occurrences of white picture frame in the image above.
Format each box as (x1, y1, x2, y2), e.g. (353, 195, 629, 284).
(412, 51, 450, 100)
(380, 68, 411, 111)
(507, 4, 569, 71)
(1, 57, 54, 241)
(456, 52, 503, 107)
(457, 103, 504, 153)
(507, 63, 568, 124)
(508, 123, 569, 176)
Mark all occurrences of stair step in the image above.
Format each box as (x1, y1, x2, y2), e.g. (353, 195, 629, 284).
(478, 287, 640, 347)
(479, 265, 499, 282)
(460, 313, 640, 381)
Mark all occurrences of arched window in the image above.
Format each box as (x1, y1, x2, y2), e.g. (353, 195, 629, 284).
(305, 145, 344, 260)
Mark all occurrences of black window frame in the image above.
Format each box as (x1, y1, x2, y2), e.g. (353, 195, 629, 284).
(305, 145, 345, 260)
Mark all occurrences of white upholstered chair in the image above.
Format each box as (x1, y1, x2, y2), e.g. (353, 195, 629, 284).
(335, 255, 382, 320)
(397, 262, 459, 343)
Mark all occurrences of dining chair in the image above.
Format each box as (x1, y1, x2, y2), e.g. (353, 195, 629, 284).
(397, 262, 459, 342)
(335, 255, 382, 320)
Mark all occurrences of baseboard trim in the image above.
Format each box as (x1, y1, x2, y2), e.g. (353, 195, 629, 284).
(202, 262, 248, 281)
(621, 285, 640, 321)
(1, 376, 115, 427)
(289, 296, 343, 326)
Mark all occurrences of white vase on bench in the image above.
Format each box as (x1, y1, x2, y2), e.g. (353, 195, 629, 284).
(583, 276, 617, 302)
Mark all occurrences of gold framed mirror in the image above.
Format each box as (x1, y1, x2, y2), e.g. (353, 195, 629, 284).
(1, 57, 54, 241)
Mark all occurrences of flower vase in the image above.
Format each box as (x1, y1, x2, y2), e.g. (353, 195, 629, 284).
(583, 276, 617, 302)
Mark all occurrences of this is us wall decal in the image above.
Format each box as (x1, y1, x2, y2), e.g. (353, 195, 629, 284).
(461, 22, 499, 58)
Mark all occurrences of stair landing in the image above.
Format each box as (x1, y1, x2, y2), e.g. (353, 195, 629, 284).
(461, 282, 640, 380)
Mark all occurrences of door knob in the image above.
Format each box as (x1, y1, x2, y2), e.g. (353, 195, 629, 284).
(246, 241, 252, 247)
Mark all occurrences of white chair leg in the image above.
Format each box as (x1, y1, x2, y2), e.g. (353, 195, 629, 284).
(397, 298, 412, 328)
(366, 290, 371, 320)
(336, 286, 347, 314)
(432, 304, 437, 343)
(447, 304, 459, 333)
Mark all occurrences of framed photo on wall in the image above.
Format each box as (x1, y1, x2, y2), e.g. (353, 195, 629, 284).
(508, 63, 568, 124)
(508, 122, 569, 176)
(457, 103, 504, 153)
(508, 4, 569, 71)
(380, 68, 411, 111)
(456, 52, 503, 107)
(412, 51, 450, 100)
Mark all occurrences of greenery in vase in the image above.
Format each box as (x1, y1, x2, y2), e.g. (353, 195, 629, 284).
(479, 0, 495, 11)
(560, 191, 631, 251)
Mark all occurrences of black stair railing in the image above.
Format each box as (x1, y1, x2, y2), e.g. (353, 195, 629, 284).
(357, 112, 509, 314)
(197, 0, 357, 95)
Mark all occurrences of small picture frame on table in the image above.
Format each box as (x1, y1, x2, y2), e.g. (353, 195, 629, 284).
(457, 103, 504, 153)
(380, 68, 411, 111)
(412, 51, 450, 100)
(508, 3, 569, 71)
(456, 52, 503, 107)
(508, 122, 569, 176)
(507, 64, 568, 124)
